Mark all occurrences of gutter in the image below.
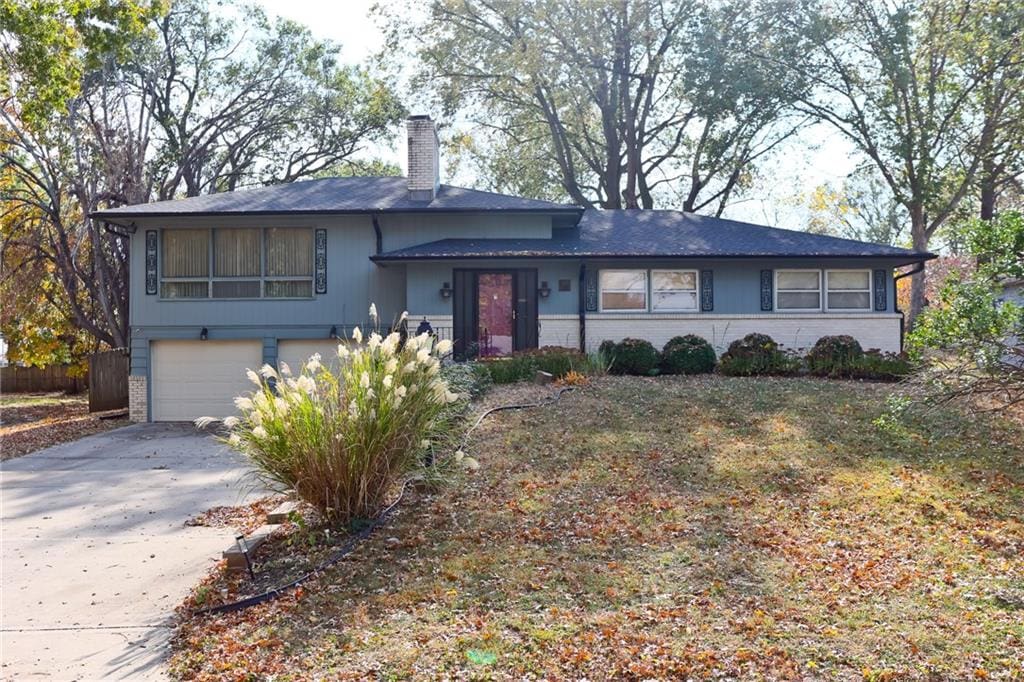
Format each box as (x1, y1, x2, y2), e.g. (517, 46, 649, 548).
(371, 253, 939, 265)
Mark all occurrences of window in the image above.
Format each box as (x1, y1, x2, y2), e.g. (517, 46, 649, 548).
(652, 270, 698, 311)
(599, 270, 647, 311)
(160, 228, 314, 299)
(776, 270, 821, 311)
(826, 269, 872, 311)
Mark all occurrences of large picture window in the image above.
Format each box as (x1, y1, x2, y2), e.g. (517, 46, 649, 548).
(652, 270, 698, 311)
(160, 228, 314, 299)
(826, 269, 872, 311)
(599, 270, 647, 311)
(775, 270, 821, 311)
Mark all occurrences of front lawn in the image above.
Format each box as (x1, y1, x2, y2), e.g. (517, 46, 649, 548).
(171, 376, 1023, 680)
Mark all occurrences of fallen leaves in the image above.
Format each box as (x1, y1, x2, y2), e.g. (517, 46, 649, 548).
(167, 376, 1024, 681)
(0, 393, 128, 459)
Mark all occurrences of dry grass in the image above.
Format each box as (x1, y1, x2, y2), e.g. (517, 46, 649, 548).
(170, 376, 1024, 680)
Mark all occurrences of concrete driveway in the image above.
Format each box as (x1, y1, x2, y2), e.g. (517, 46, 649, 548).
(1, 423, 257, 680)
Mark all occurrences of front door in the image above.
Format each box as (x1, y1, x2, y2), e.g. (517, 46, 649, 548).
(452, 269, 538, 358)
(477, 272, 514, 356)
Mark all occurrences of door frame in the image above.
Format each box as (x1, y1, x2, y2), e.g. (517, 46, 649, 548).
(452, 268, 538, 359)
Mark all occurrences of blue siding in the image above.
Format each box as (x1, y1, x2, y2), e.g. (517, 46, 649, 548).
(128, 213, 557, 374)
(128, 207, 902, 378)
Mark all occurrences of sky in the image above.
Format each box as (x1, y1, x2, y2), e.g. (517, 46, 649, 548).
(255, 0, 862, 227)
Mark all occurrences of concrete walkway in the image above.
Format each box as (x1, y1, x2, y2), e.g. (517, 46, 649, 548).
(1, 424, 257, 680)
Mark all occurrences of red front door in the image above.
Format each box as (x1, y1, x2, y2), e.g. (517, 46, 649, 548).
(476, 272, 514, 356)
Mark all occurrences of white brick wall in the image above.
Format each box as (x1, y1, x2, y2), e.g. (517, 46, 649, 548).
(539, 315, 579, 348)
(128, 375, 147, 422)
(584, 313, 902, 354)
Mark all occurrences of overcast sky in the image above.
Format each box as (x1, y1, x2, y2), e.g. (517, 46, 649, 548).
(255, 0, 862, 227)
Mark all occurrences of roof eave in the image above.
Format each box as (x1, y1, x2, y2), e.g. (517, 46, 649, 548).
(371, 252, 937, 264)
(89, 206, 584, 220)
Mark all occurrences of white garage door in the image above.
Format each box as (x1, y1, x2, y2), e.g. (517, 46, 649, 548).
(151, 340, 263, 422)
(277, 339, 346, 375)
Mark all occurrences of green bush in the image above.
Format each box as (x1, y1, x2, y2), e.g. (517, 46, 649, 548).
(604, 338, 660, 375)
(443, 361, 493, 398)
(661, 335, 716, 375)
(851, 350, 913, 381)
(525, 346, 587, 377)
(718, 333, 799, 376)
(806, 335, 865, 377)
(201, 306, 463, 528)
(598, 339, 617, 358)
(474, 346, 587, 384)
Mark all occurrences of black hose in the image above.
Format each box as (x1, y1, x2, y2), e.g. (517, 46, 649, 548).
(193, 385, 575, 617)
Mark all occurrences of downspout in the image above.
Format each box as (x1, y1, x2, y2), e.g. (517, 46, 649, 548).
(371, 214, 383, 255)
(893, 262, 926, 352)
(578, 262, 587, 353)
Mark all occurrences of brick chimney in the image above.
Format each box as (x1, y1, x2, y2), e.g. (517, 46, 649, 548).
(406, 115, 440, 201)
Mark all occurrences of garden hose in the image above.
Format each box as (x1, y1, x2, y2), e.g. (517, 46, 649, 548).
(193, 385, 576, 617)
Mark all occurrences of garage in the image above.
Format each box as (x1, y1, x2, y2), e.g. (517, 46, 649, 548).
(277, 339, 346, 374)
(150, 340, 263, 421)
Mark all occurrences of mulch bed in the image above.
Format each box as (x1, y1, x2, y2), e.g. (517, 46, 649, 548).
(1, 394, 130, 460)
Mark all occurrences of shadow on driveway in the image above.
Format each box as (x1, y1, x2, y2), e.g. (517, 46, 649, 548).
(1, 423, 259, 680)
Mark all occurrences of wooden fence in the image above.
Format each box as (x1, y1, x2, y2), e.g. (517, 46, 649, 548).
(88, 350, 129, 412)
(0, 364, 87, 394)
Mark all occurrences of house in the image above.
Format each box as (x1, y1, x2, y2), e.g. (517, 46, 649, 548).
(93, 116, 934, 422)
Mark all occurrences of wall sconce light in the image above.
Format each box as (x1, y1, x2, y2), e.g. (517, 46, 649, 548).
(538, 281, 551, 298)
(199, 327, 208, 340)
(329, 325, 338, 339)
(439, 281, 452, 299)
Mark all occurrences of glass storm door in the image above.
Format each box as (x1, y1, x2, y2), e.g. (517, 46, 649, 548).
(476, 272, 515, 356)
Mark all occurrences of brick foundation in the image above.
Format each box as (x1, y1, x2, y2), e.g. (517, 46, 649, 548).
(128, 375, 147, 422)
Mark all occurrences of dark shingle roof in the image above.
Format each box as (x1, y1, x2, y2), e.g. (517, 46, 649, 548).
(91, 177, 580, 219)
(372, 209, 934, 263)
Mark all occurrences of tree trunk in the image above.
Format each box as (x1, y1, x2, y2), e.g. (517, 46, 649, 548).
(907, 205, 929, 328)
(979, 158, 997, 222)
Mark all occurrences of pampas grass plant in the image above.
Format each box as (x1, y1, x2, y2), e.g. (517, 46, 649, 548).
(198, 305, 462, 528)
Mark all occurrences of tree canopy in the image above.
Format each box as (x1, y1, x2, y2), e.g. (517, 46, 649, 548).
(382, 0, 813, 213)
(1, 0, 404, 362)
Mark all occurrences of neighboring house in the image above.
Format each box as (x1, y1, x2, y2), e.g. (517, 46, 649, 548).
(93, 116, 934, 422)
(997, 278, 1024, 367)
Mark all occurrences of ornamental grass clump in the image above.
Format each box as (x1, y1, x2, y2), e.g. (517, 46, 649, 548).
(201, 305, 462, 528)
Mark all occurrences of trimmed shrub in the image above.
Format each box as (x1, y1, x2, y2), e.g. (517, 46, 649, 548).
(806, 335, 865, 377)
(718, 333, 800, 376)
(661, 335, 716, 375)
(203, 306, 462, 528)
(605, 338, 660, 375)
(851, 350, 913, 381)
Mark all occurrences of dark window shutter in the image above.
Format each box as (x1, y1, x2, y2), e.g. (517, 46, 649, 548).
(584, 268, 599, 311)
(873, 269, 887, 311)
(452, 270, 474, 359)
(760, 270, 773, 311)
(314, 229, 327, 294)
(700, 269, 714, 311)
(145, 231, 158, 295)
